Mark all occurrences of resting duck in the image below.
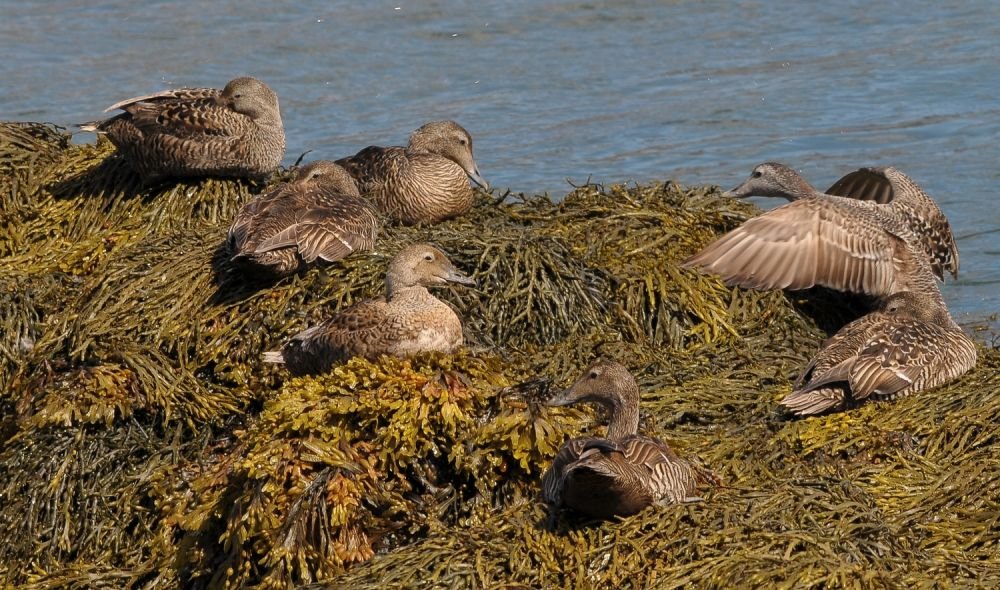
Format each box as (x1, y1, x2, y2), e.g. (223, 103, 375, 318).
(263, 243, 475, 375)
(782, 290, 977, 416)
(227, 160, 379, 277)
(335, 120, 487, 224)
(542, 360, 709, 520)
(684, 163, 957, 303)
(81, 76, 285, 182)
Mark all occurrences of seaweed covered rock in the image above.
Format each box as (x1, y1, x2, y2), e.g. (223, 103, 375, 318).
(1, 122, 998, 589)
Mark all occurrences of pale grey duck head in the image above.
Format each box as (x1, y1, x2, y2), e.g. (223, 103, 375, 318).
(548, 360, 640, 440)
(219, 76, 281, 122)
(408, 120, 489, 190)
(724, 162, 816, 201)
(385, 243, 476, 296)
(293, 160, 361, 197)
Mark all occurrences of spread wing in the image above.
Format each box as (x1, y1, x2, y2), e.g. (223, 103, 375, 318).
(825, 167, 895, 204)
(828, 166, 959, 280)
(684, 198, 902, 296)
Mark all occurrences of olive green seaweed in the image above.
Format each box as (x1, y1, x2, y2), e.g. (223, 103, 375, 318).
(0, 122, 997, 589)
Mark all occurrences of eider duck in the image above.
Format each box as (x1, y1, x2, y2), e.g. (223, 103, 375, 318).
(684, 163, 952, 304)
(81, 76, 285, 182)
(722, 162, 958, 279)
(335, 120, 487, 224)
(782, 290, 977, 416)
(263, 243, 475, 375)
(542, 360, 710, 520)
(227, 160, 379, 277)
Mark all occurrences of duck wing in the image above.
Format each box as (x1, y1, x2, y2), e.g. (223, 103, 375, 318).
(827, 167, 959, 280)
(684, 198, 903, 296)
(335, 146, 405, 185)
(251, 191, 380, 264)
(273, 298, 395, 375)
(825, 167, 895, 204)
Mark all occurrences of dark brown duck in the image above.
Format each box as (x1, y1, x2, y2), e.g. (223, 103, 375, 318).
(263, 243, 475, 375)
(783, 290, 977, 416)
(81, 76, 285, 182)
(227, 160, 379, 278)
(335, 120, 487, 225)
(542, 360, 711, 520)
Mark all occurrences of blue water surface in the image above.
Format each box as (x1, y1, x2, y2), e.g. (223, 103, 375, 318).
(2, 0, 998, 323)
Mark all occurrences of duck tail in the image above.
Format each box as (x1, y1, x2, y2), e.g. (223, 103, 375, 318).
(692, 460, 724, 488)
(262, 350, 285, 364)
(78, 119, 107, 133)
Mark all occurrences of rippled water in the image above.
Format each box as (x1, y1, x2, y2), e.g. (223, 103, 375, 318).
(3, 0, 998, 323)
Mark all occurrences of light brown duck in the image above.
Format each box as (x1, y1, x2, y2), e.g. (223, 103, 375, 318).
(335, 120, 487, 224)
(542, 360, 708, 520)
(263, 243, 475, 375)
(81, 76, 285, 182)
(227, 160, 379, 277)
(783, 291, 977, 416)
(684, 162, 950, 305)
(720, 162, 959, 279)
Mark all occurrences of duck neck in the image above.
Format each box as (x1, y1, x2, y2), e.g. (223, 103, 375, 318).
(604, 384, 640, 440)
(385, 280, 425, 301)
(785, 176, 819, 200)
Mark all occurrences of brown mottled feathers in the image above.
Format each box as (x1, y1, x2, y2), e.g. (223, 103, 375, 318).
(825, 166, 959, 280)
(543, 434, 698, 519)
(782, 292, 977, 416)
(334, 121, 485, 225)
(684, 196, 941, 302)
(264, 244, 475, 375)
(684, 163, 957, 306)
(542, 361, 712, 519)
(81, 76, 285, 182)
(227, 160, 379, 277)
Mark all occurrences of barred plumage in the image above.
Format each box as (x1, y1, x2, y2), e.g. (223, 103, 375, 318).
(227, 160, 379, 277)
(683, 163, 958, 304)
(542, 360, 714, 520)
(263, 244, 475, 376)
(80, 76, 285, 183)
(335, 121, 487, 225)
(782, 291, 977, 416)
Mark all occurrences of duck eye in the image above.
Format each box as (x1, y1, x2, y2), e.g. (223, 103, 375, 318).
(459, 139, 467, 145)
(752, 171, 762, 178)
(423, 254, 434, 261)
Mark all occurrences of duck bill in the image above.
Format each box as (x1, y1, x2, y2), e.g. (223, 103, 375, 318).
(545, 388, 577, 407)
(468, 167, 489, 191)
(722, 179, 754, 198)
(444, 267, 477, 287)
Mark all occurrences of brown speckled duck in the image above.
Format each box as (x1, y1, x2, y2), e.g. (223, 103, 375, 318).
(783, 291, 977, 416)
(684, 162, 951, 305)
(542, 360, 708, 520)
(227, 160, 379, 277)
(81, 76, 285, 182)
(263, 243, 475, 375)
(335, 120, 487, 224)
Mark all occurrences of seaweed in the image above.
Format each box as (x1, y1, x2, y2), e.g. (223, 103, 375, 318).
(1, 122, 997, 589)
